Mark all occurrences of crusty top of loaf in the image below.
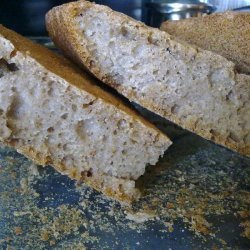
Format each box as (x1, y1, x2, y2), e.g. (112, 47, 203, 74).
(160, 11, 250, 74)
(0, 24, 164, 132)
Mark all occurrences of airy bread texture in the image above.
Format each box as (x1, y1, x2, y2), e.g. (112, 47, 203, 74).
(160, 12, 250, 74)
(46, 1, 250, 157)
(0, 25, 172, 203)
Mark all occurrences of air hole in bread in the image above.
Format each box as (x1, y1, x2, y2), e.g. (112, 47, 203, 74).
(153, 70, 159, 75)
(0, 58, 19, 78)
(6, 96, 22, 120)
(210, 129, 217, 140)
(87, 169, 92, 177)
(131, 64, 139, 71)
(108, 41, 115, 49)
(81, 169, 93, 178)
(147, 33, 158, 45)
(88, 100, 95, 106)
(117, 119, 126, 129)
(75, 120, 85, 140)
(229, 132, 240, 143)
(171, 104, 180, 114)
(121, 26, 128, 37)
(226, 90, 233, 101)
(61, 113, 68, 119)
(118, 184, 123, 192)
(47, 87, 54, 96)
(72, 104, 77, 112)
(0, 58, 19, 72)
(47, 127, 54, 133)
(82, 99, 96, 108)
(82, 104, 89, 108)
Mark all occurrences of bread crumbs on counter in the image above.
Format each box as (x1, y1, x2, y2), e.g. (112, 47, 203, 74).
(0, 133, 249, 248)
(240, 220, 250, 239)
(13, 227, 22, 235)
(164, 222, 174, 233)
(125, 210, 156, 223)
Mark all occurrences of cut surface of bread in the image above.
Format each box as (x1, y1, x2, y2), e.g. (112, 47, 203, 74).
(46, 1, 250, 157)
(0, 25, 172, 203)
(160, 11, 250, 74)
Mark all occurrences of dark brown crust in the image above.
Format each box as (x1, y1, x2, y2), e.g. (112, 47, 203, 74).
(46, 1, 249, 157)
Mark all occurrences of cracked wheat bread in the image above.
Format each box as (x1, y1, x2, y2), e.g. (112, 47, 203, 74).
(0, 25, 172, 203)
(46, 1, 250, 157)
(160, 11, 250, 75)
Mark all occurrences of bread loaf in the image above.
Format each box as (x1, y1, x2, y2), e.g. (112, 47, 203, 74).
(46, 1, 250, 157)
(0, 25, 172, 203)
(160, 11, 250, 74)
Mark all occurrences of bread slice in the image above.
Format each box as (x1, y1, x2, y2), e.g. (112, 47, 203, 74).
(160, 12, 250, 74)
(46, 1, 250, 157)
(0, 25, 172, 203)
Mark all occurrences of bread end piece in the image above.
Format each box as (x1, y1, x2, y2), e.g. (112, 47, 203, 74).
(160, 11, 250, 75)
(0, 25, 172, 204)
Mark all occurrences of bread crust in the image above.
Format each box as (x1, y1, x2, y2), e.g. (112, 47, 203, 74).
(160, 11, 250, 75)
(46, 1, 250, 157)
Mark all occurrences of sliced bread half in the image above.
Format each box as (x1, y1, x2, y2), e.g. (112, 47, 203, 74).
(0, 25, 172, 203)
(46, 1, 250, 157)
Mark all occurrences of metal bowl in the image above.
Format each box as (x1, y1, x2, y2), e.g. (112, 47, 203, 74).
(145, 2, 216, 27)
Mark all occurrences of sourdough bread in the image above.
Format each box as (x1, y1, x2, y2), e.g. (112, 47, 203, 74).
(160, 12, 250, 74)
(46, 1, 250, 156)
(0, 25, 172, 203)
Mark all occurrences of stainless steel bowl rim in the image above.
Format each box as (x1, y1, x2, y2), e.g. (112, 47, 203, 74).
(146, 2, 216, 14)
